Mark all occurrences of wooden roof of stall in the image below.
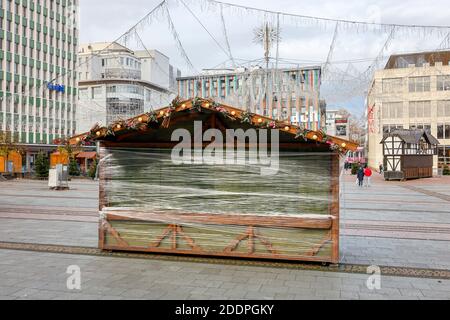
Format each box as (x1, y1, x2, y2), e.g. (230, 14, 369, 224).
(68, 98, 358, 152)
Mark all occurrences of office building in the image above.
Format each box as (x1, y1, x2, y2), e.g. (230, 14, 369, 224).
(177, 66, 323, 130)
(76, 42, 179, 133)
(0, 0, 79, 144)
(367, 50, 450, 172)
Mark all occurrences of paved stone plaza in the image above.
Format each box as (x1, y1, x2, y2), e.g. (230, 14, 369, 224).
(0, 174, 449, 300)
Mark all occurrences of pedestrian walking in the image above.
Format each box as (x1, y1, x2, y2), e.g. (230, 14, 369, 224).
(379, 163, 384, 175)
(364, 166, 373, 187)
(357, 167, 365, 187)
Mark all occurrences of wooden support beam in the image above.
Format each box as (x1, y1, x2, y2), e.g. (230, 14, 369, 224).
(330, 154, 340, 264)
(103, 221, 129, 247)
(151, 225, 174, 248)
(106, 212, 333, 230)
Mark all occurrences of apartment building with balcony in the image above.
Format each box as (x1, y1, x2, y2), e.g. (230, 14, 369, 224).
(76, 42, 179, 133)
(367, 50, 450, 173)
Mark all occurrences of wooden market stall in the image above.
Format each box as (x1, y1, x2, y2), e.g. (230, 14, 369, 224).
(381, 129, 439, 181)
(50, 151, 70, 168)
(70, 98, 358, 264)
(0, 151, 23, 174)
(76, 151, 97, 174)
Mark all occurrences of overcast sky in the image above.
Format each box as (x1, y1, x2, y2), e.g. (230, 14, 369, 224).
(78, 0, 450, 114)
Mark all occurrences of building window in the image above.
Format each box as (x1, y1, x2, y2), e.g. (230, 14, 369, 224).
(383, 124, 403, 134)
(409, 101, 431, 118)
(437, 76, 450, 91)
(382, 78, 403, 93)
(437, 100, 450, 117)
(438, 146, 450, 166)
(409, 76, 430, 92)
(107, 86, 117, 93)
(91, 87, 103, 99)
(410, 123, 431, 133)
(437, 124, 450, 139)
(382, 102, 403, 119)
(78, 88, 88, 99)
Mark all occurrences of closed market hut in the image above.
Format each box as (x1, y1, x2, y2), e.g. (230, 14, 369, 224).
(70, 98, 358, 264)
(50, 151, 70, 168)
(76, 151, 98, 174)
(382, 129, 439, 181)
(0, 150, 23, 174)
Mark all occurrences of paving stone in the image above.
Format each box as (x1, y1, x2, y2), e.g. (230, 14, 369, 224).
(219, 282, 236, 290)
(340, 291, 360, 300)
(314, 290, 341, 299)
(286, 286, 315, 296)
(20, 290, 59, 300)
(120, 288, 151, 298)
(191, 280, 224, 288)
(293, 293, 317, 300)
(203, 288, 228, 297)
(358, 293, 392, 300)
(420, 289, 450, 299)
(11, 288, 41, 298)
(283, 280, 312, 289)
(274, 293, 297, 300)
(259, 285, 289, 294)
(399, 288, 424, 297)
(187, 294, 215, 300)
(99, 295, 124, 300)
(244, 292, 276, 300)
(0, 286, 23, 296)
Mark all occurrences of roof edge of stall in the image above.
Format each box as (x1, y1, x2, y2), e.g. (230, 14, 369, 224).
(68, 98, 359, 153)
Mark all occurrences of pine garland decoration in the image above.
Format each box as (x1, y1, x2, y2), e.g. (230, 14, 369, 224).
(295, 128, 309, 141)
(145, 111, 159, 125)
(105, 125, 116, 137)
(192, 97, 203, 112)
(170, 96, 183, 110)
(241, 111, 253, 124)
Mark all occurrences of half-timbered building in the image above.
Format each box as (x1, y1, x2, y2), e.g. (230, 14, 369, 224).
(381, 129, 439, 180)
